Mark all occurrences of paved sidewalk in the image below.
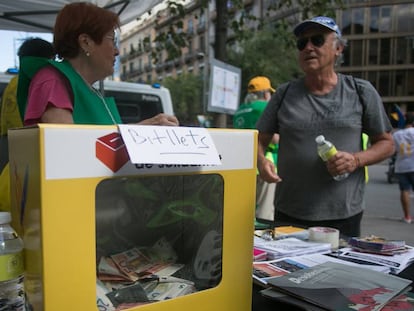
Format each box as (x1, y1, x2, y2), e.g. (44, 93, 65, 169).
(361, 163, 413, 245)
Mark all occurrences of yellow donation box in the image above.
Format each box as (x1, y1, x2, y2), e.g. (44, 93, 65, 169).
(8, 124, 257, 311)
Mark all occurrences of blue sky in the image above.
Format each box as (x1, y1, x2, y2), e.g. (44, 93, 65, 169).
(0, 30, 52, 73)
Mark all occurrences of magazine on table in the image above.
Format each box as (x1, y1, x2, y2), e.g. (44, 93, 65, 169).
(253, 253, 390, 286)
(261, 287, 414, 311)
(348, 236, 406, 253)
(265, 261, 412, 311)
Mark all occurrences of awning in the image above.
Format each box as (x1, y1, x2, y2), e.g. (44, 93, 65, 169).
(0, 0, 164, 32)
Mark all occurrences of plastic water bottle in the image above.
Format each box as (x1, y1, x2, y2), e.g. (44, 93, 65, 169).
(315, 135, 349, 181)
(0, 212, 26, 311)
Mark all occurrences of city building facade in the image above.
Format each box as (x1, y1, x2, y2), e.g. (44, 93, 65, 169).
(119, 1, 211, 84)
(119, 0, 414, 115)
(336, 0, 414, 113)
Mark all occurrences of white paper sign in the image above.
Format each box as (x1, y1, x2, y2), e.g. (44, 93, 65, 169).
(118, 125, 222, 165)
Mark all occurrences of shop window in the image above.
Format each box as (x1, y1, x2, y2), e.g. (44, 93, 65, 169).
(341, 10, 351, 35)
(380, 38, 391, 65)
(95, 174, 224, 308)
(395, 72, 404, 96)
(352, 8, 364, 34)
(350, 39, 363, 66)
(378, 6, 391, 33)
(368, 71, 378, 89)
(379, 72, 390, 96)
(368, 39, 379, 65)
(369, 6, 380, 33)
(407, 70, 414, 96)
(395, 38, 408, 64)
(410, 38, 414, 63)
(396, 4, 414, 32)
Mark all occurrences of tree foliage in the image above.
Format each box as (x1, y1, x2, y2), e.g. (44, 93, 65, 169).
(227, 24, 302, 96)
(148, 0, 344, 126)
(162, 73, 205, 125)
(149, 0, 343, 62)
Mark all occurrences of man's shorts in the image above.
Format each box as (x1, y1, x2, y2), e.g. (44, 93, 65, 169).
(396, 172, 414, 191)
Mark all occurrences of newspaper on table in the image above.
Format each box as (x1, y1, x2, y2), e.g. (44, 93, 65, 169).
(336, 246, 414, 274)
(253, 236, 331, 260)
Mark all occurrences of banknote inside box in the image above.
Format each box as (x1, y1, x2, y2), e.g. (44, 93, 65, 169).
(95, 173, 225, 309)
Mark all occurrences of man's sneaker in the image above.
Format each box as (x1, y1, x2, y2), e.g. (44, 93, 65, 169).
(402, 217, 412, 224)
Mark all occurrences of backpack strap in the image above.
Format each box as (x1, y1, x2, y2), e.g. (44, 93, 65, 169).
(275, 82, 291, 127)
(352, 76, 366, 117)
(352, 76, 370, 182)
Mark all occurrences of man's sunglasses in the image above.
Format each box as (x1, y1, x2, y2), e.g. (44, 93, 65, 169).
(296, 34, 325, 51)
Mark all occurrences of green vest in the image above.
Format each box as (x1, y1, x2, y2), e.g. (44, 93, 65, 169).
(17, 57, 121, 125)
(234, 99, 278, 165)
(233, 100, 267, 129)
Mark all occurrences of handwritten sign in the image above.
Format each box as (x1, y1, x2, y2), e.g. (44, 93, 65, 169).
(118, 125, 222, 165)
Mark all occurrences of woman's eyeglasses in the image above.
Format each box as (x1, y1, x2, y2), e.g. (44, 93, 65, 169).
(105, 35, 118, 48)
(296, 34, 325, 51)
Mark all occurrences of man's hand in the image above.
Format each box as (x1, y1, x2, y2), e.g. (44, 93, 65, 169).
(326, 151, 359, 177)
(257, 157, 282, 183)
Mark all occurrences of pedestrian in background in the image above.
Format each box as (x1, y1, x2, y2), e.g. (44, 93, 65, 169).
(256, 16, 394, 237)
(233, 76, 278, 227)
(0, 38, 54, 212)
(392, 112, 414, 224)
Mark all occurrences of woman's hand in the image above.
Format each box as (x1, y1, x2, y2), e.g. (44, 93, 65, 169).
(137, 113, 179, 126)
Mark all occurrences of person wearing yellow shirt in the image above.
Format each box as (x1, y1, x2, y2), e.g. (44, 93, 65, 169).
(0, 38, 54, 212)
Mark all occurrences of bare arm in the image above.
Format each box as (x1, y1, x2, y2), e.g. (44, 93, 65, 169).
(41, 106, 74, 124)
(355, 132, 395, 166)
(327, 132, 394, 177)
(257, 132, 282, 183)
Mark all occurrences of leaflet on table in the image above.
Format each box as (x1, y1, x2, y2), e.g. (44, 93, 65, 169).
(253, 252, 390, 286)
(337, 246, 414, 274)
(253, 237, 331, 260)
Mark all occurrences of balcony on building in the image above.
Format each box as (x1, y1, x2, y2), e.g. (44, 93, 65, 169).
(144, 63, 153, 72)
(184, 51, 194, 64)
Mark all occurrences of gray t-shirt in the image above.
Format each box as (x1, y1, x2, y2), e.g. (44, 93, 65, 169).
(256, 74, 392, 221)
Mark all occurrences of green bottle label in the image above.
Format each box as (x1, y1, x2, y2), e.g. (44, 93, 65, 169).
(325, 146, 337, 159)
(0, 252, 24, 281)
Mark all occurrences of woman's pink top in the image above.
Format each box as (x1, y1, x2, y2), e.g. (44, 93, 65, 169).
(24, 66, 74, 126)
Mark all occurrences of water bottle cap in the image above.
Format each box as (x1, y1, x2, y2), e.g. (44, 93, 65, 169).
(315, 135, 325, 144)
(0, 212, 11, 224)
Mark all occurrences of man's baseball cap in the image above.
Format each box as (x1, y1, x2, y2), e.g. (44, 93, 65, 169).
(293, 16, 342, 37)
(247, 76, 275, 93)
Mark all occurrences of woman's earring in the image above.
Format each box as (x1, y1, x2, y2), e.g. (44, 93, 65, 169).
(84, 50, 90, 57)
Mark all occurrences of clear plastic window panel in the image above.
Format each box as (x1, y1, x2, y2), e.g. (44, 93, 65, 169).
(95, 174, 224, 309)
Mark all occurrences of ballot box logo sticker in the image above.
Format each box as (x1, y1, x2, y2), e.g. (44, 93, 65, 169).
(96, 132, 129, 172)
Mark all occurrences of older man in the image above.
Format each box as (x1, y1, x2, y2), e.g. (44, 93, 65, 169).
(256, 16, 394, 237)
